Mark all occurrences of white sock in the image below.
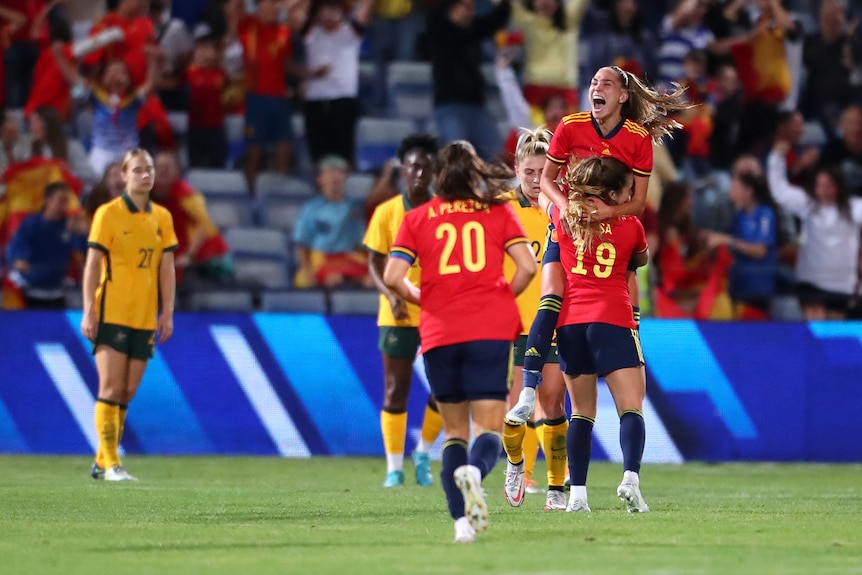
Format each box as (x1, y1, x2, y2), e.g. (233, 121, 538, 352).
(415, 440, 431, 454)
(386, 453, 404, 473)
(623, 470, 639, 486)
(571, 485, 588, 502)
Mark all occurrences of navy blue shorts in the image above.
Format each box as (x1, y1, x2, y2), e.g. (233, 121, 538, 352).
(422, 340, 512, 403)
(542, 226, 561, 265)
(245, 93, 294, 146)
(556, 323, 643, 378)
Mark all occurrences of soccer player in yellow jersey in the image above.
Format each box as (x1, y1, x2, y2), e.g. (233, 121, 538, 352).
(363, 134, 444, 488)
(81, 148, 179, 482)
(502, 127, 569, 511)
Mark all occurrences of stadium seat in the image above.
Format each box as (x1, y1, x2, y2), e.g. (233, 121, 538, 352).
(187, 168, 248, 196)
(329, 289, 379, 315)
(206, 196, 255, 230)
(260, 289, 328, 313)
(345, 173, 375, 200)
(256, 172, 315, 198)
(232, 257, 291, 289)
(187, 290, 255, 312)
(224, 227, 289, 258)
(356, 117, 417, 172)
(261, 197, 309, 234)
(800, 121, 827, 148)
(387, 61, 433, 120)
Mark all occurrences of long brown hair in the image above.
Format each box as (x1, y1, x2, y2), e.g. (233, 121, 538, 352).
(608, 65, 692, 143)
(436, 141, 513, 205)
(561, 156, 633, 251)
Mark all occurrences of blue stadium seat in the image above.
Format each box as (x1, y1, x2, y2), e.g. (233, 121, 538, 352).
(345, 173, 376, 200)
(188, 290, 255, 312)
(261, 196, 309, 234)
(329, 289, 379, 316)
(260, 289, 328, 313)
(387, 61, 433, 120)
(206, 196, 255, 230)
(224, 227, 289, 257)
(187, 168, 248, 196)
(232, 257, 291, 289)
(356, 117, 417, 172)
(256, 172, 315, 199)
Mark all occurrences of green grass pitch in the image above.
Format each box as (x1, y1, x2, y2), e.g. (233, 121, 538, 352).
(1, 456, 859, 574)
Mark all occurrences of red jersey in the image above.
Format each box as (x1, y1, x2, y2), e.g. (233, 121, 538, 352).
(550, 204, 647, 329)
(83, 13, 155, 87)
(6, 0, 47, 44)
(547, 112, 653, 178)
(25, 43, 74, 119)
(186, 65, 226, 129)
(157, 179, 230, 263)
(238, 16, 292, 97)
(391, 197, 528, 352)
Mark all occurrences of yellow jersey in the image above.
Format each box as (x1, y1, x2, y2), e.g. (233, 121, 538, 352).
(88, 194, 179, 330)
(503, 188, 549, 334)
(363, 193, 423, 327)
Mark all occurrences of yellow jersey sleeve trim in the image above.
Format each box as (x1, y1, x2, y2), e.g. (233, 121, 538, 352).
(633, 168, 651, 177)
(504, 236, 529, 250)
(546, 153, 566, 164)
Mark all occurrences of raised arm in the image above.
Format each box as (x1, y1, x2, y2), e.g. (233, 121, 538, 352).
(495, 53, 532, 130)
(766, 142, 813, 218)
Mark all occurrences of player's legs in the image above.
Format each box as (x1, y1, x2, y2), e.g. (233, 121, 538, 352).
(414, 395, 442, 487)
(556, 323, 597, 511)
(378, 326, 421, 487)
(508, 258, 565, 423)
(537, 362, 568, 509)
(94, 345, 131, 474)
(594, 324, 649, 513)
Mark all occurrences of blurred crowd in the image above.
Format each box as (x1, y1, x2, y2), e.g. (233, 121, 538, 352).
(1, 0, 861, 320)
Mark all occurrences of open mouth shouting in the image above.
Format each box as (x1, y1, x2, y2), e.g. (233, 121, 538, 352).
(591, 94, 607, 114)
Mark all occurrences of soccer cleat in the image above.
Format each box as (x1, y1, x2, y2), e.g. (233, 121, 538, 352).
(454, 465, 488, 532)
(383, 470, 405, 488)
(503, 460, 526, 507)
(413, 451, 433, 487)
(617, 482, 650, 513)
(90, 462, 105, 480)
(544, 490, 567, 511)
(525, 478, 544, 494)
(505, 387, 536, 425)
(453, 516, 476, 544)
(104, 465, 138, 482)
(566, 497, 592, 512)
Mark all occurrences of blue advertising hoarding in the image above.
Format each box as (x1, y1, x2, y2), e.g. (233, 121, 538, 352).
(0, 311, 859, 462)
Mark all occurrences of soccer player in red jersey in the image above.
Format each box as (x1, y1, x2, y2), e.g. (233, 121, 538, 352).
(507, 65, 689, 422)
(383, 141, 537, 544)
(548, 156, 650, 513)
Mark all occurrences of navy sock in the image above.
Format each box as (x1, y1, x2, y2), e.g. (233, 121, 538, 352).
(620, 410, 645, 473)
(469, 431, 501, 479)
(522, 294, 563, 383)
(441, 438, 469, 519)
(567, 415, 594, 486)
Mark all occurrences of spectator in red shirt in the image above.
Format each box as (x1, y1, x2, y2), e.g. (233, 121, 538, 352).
(82, 0, 155, 87)
(238, 0, 304, 194)
(1, 1, 48, 107)
(25, 17, 79, 121)
(185, 24, 228, 168)
(152, 151, 233, 284)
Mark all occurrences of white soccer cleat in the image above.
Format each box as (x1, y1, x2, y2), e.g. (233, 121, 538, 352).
(503, 460, 526, 507)
(453, 517, 476, 544)
(505, 388, 536, 425)
(454, 465, 488, 532)
(104, 465, 138, 482)
(565, 496, 592, 513)
(544, 490, 567, 511)
(617, 482, 650, 513)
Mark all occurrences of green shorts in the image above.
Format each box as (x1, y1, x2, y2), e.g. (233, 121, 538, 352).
(94, 323, 155, 360)
(513, 334, 559, 367)
(378, 326, 421, 360)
